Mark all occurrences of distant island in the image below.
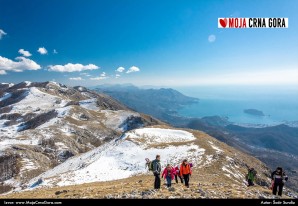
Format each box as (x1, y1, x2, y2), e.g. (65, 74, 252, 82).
(244, 109, 265, 116)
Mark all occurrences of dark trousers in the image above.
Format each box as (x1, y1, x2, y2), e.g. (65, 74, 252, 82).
(273, 182, 284, 196)
(175, 174, 183, 183)
(248, 179, 254, 186)
(166, 176, 172, 187)
(183, 174, 190, 187)
(154, 174, 161, 189)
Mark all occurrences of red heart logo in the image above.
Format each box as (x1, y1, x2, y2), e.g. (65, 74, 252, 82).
(219, 18, 227, 28)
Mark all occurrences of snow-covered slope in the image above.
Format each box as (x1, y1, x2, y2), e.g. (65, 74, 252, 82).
(0, 81, 159, 193)
(28, 128, 204, 187)
(10, 87, 64, 114)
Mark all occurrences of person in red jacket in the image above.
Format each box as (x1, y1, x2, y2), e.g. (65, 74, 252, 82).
(174, 165, 183, 184)
(180, 159, 192, 188)
(162, 164, 176, 188)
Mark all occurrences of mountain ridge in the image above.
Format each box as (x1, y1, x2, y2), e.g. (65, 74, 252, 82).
(93, 84, 199, 121)
(0, 81, 160, 194)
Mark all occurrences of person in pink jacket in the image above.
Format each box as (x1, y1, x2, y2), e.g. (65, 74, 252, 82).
(162, 164, 176, 188)
(174, 165, 184, 184)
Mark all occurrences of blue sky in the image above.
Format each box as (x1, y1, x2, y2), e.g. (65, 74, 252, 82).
(0, 0, 297, 86)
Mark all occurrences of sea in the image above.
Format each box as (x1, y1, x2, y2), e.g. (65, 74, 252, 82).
(174, 85, 298, 127)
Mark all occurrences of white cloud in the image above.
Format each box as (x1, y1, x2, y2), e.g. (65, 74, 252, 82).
(126, 66, 140, 74)
(69, 77, 83, 81)
(90, 73, 108, 80)
(18, 49, 32, 57)
(0, 29, 7, 39)
(116, 67, 125, 72)
(208, 34, 216, 43)
(0, 70, 7, 75)
(48, 63, 99, 72)
(53, 49, 58, 54)
(0, 56, 41, 74)
(37, 47, 48, 55)
(116, 74, 121, 78)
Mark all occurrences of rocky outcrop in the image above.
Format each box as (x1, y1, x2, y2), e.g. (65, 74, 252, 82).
(57, 150, 74, 162)
(0, 154, 18, 182)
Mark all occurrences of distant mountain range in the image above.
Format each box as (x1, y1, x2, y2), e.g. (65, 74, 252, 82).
(94, 84, 199, 122)
(93, 84, 298, 192)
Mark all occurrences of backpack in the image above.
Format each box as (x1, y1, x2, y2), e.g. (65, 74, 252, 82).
(145, 158, 154, 171)
(250, 168, 257, 176)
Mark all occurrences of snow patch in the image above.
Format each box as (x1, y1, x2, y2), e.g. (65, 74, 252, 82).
(79, 98, 99, 111)
(3, 178, 21, 188)
(56, 107, 70, 118)
(126, 128, 196, 145)
(77, 87, 84, 91)
(103, 110, 140, 132)
(0, 92, 12, 102)
(24, 81, 31, 86)
(209, 141, 223, 154)
(58, 126, 75, 136)
(0, 138, 39, 151)
(201, 155, 215, 167)
(48, 81, 60, 87)
(226, 156, 234, 162)
(20, 158, 37, 172)
(0, 120, 24, 143)
(222, 165, 244, 180)
(0, 83, 14, 87)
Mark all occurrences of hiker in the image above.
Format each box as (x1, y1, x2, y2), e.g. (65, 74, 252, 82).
(180, 159, 192, 188)
(246, 168, 257, 187)
(271, 167, 288, 196)
(152, 155, 161, 189)
(189, 162, 193, 172)
(162, 164, 176, 188)
(174, 165, 183, 184)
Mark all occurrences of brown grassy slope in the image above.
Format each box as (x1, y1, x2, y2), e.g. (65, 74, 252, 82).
(0, 173, 274, 199)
